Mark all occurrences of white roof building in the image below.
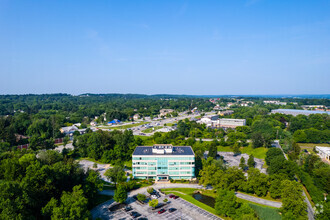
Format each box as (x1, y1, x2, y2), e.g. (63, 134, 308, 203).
(60, 125, 79, 135)
(315, 146, 330, 161)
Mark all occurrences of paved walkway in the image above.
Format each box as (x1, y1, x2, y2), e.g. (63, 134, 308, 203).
(235, 192, 282, 208)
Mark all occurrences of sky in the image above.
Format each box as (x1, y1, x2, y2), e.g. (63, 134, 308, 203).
(1, 0, 330, 95)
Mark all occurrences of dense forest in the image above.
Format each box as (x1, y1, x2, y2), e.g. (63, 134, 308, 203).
(0, 94, 329, 219)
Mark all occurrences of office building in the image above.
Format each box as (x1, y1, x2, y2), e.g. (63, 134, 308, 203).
(217, 118, 246, 128)
(132, 144, 195, 181)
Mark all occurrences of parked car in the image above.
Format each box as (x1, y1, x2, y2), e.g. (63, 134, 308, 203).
(168, 208, 177, 213)
(173, 195, 179, 199)
(151, 195, 158, 199)
(158, 209, 166, 214)
(169, 194, 175, 198)
(130, 212, 141, 218)
(123, 206, 132, 212)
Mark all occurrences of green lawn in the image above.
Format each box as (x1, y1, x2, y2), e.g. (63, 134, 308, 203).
(217, 145, 268, 159)
(124, 160, 132, 170)
(134, 135, 154, 146)
(297, 143, 330, 148)
(248, 203, 281, 220)
(110, 122, 148, 130)
(297, 143, 330, 153)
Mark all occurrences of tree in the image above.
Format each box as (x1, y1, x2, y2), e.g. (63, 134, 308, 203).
(104, 166, 126, 187)
(148, 199, 158, 208)
(42, 185, 90, 220)
(265, 148, 284, 165)
(269, 174, 286, 199)
(280, 180, 307, 219)
(147, 187, 154, 194)
(267, 157, 296, 180)
(137, 193, 146, 202)
(233, 142, 241, 155)
(239, 157, 246, 170)
(293, 130, 307, 143)
(113, 184, 127, 203)
(235, 203, 257, 220)
(247, 155, 255, 168)
(93, 163, 98, 169)
(208, 142, 217, 159)
(251, 132, 264, 148)
(38, 150, 63, 165)
(163, 198, 168, 203)
(215, 189, 238, 217)
(63, 136, 70, 147)
(0, 181, 25, 220)
(244, 168, 269, 197)
(83, 170, 103, 208)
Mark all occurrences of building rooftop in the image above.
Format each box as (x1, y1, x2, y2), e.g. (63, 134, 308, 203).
(315, 146, 330, 155)
(133, 145, 194, 156)
(272, 109, 330, 115)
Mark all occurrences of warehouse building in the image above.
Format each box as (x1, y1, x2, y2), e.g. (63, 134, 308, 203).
(271, 109, 330, 116)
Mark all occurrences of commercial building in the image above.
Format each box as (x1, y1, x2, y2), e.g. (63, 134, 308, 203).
(271, 109, 330, 116)
(301, 105, 326, 110)
(132, 144, 195, 181)
(159, 109, 174, 117)
(133, 114, 140, 120)
(263, 100, 287, 105)
(315, 146, 330, 162)
(60, 125, 79, 135)
(218, 110, 234, 116)
(217, 118, 246, 128)
(200, 114, 219, 123)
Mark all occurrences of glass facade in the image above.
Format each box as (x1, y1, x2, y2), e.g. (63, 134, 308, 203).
(132, 155, 195, 180)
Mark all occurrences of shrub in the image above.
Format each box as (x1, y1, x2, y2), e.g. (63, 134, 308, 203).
(147, 187, 154, 194)
(148, 199, 158, 208)
(137, 193, 146, 202)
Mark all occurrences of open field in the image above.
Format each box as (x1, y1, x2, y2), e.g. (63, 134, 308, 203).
(135, 135, 154, 146)
(249, 203, 281, 220)
(217, 145, 268, 159)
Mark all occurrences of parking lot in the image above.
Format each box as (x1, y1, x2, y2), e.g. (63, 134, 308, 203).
(99, 187, 222, 220)
(204, 151, 267, 173)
